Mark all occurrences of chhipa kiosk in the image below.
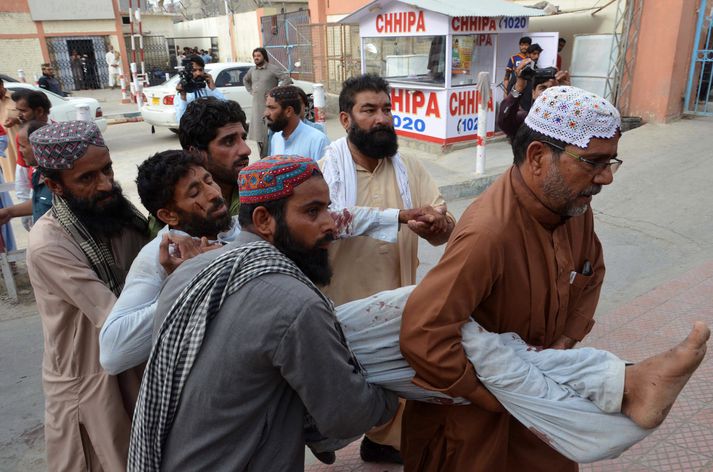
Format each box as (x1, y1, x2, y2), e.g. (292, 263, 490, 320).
(340, 0, 558, 150)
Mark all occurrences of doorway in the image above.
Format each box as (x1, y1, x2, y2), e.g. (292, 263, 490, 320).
(67, 39, 101, 90)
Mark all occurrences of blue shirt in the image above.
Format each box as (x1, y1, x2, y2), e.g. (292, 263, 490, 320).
(269, 120, 330, 161)
(174, 87, 226, 124)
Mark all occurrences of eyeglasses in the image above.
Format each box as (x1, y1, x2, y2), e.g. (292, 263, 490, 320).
(541, 141, 622, 174)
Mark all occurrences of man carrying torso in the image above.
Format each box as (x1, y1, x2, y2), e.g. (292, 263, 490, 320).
(129, 156, 398, 471)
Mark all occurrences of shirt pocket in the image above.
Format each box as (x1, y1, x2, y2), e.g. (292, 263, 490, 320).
(569, 271, 595, 309)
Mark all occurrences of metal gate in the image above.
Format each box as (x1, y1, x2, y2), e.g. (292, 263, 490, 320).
(685, 0, 713, 115)
(261, 10, 313, 79)
(124, 35, 171, 86)
(310, 23, 362, 93)
(47, 36, 109, 91)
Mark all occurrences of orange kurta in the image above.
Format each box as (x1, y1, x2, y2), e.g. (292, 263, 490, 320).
(400, 166, 605, 471)
(27, 212, 148, 471)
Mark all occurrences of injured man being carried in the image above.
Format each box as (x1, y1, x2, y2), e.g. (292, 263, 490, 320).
(333, 285, 709, 463)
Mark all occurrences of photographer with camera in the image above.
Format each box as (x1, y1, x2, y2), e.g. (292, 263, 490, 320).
(174, 55, 225, 123)
(497, 56, 570, 139)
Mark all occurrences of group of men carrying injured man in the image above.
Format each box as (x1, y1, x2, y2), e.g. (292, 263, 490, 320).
(23, 72, 708, 472)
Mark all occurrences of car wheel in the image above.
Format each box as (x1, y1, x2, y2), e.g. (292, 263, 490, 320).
(169, 128, 179, 134)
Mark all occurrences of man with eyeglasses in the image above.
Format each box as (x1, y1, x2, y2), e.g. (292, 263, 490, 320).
(400, 86, 622, 472)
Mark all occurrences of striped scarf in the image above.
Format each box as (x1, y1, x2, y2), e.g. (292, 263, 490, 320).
(128, 240, 335, 471)
(51, 194, 147, 296)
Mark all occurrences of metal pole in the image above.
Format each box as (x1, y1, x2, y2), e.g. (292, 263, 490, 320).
(684, 0, 709, 113)
(224, 0, 233, 62)
(475, 71, 490, 175)
(17, 69, 26, 83)
(136, 1, 145, 78)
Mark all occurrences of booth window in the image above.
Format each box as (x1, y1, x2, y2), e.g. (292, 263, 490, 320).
(451, 34, 495, 86)
(364, 36, 446, 86)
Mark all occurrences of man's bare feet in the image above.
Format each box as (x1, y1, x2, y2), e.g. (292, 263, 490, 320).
(621, 321, 710, 429)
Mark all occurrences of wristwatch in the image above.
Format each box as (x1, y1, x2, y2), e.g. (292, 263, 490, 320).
(510, 88, 521, 98)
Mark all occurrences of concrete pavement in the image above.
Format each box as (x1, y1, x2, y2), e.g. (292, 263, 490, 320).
(2, 85, 713, 471)
(306, 259, 713, 471)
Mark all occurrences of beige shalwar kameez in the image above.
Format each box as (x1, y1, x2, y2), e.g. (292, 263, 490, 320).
(0, 94, 19, 181)
(243, 62, 292, 155)
(27, 212, 148, 471)
(320, 153, 448, 449)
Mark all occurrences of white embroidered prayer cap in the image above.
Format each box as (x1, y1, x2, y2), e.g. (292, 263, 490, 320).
(524, 86, 621, 148)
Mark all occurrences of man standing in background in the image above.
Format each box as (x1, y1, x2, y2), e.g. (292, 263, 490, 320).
(244, 47, 292, 158)
(105, 44, 121, 89)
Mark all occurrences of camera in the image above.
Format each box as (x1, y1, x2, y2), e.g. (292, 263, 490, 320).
(178, 59, 207, 94)
(520, 63, 557, 83)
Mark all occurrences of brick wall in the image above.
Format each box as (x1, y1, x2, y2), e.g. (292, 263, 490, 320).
(0, 11, 36, 34)
(0, 38, 45, 80)
(42, 19, 115, 34)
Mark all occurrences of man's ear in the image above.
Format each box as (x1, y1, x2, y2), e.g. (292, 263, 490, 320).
(251, 206, 277, 243)
(156, 208, 180, 227)
(339, 111, 351, 132)
(525, 141, 549, 177)
(43, 177, 64, 197)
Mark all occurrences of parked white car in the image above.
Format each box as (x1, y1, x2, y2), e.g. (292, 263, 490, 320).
(140, 62, 314, 131)
(4, 83, 107, 131)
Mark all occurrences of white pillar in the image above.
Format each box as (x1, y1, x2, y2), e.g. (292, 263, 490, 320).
(475, 71, 490, 176)
(313, 83, 326, 124)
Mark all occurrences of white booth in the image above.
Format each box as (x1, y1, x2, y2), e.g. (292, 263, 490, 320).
(341, 0, 558, 148)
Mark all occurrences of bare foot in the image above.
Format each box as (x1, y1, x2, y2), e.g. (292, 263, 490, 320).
(622, 321, 710, 429)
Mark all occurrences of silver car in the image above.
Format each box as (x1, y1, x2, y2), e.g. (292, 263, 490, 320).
(5, 82, 107, 131)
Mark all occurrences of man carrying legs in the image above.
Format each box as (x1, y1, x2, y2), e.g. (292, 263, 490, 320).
(400, 86, 625, 471)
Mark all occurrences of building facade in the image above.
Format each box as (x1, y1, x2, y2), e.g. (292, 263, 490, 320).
(0, 0, 175, 90)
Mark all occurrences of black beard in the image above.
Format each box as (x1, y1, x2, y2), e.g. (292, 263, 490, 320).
(63, 183, 137, 238)
(348, 122, 399, 159)
(266, 113, 289, 132)
(175, 200, 233, 238)
(273, 218, 334, 286)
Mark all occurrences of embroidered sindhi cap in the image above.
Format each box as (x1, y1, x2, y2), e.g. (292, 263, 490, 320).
(238, 155, 321, 204)
(30, 120, 107, 170)
(525, 86, 621, 148)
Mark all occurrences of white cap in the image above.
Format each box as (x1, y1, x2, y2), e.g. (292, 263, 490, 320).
(524, 86, 621, 148)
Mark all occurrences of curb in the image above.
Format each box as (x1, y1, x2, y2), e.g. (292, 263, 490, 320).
(437, 166, 508, 201)
(106, 112, 143, 125)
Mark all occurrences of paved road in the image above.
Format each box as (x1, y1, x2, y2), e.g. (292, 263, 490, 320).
(2, 117, 713, 470)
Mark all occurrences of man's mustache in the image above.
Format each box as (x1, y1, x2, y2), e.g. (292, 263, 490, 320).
(580, 185, 602, 197)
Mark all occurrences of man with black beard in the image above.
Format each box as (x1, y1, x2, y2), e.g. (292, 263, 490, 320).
(25, 121, 149, 471)
(129, 156, 397, 471)
(264, 85, 330, 161)
(319, 74, 455, 464)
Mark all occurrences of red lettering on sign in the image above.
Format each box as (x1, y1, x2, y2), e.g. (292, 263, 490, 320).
(425, 93, 439, 117)
(375, 11, 426, 33)
(391, 89, 441, 118)
(475, 34, 493, 46)
(451, 16, 497, 32)
(449, 90, 494, 115)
